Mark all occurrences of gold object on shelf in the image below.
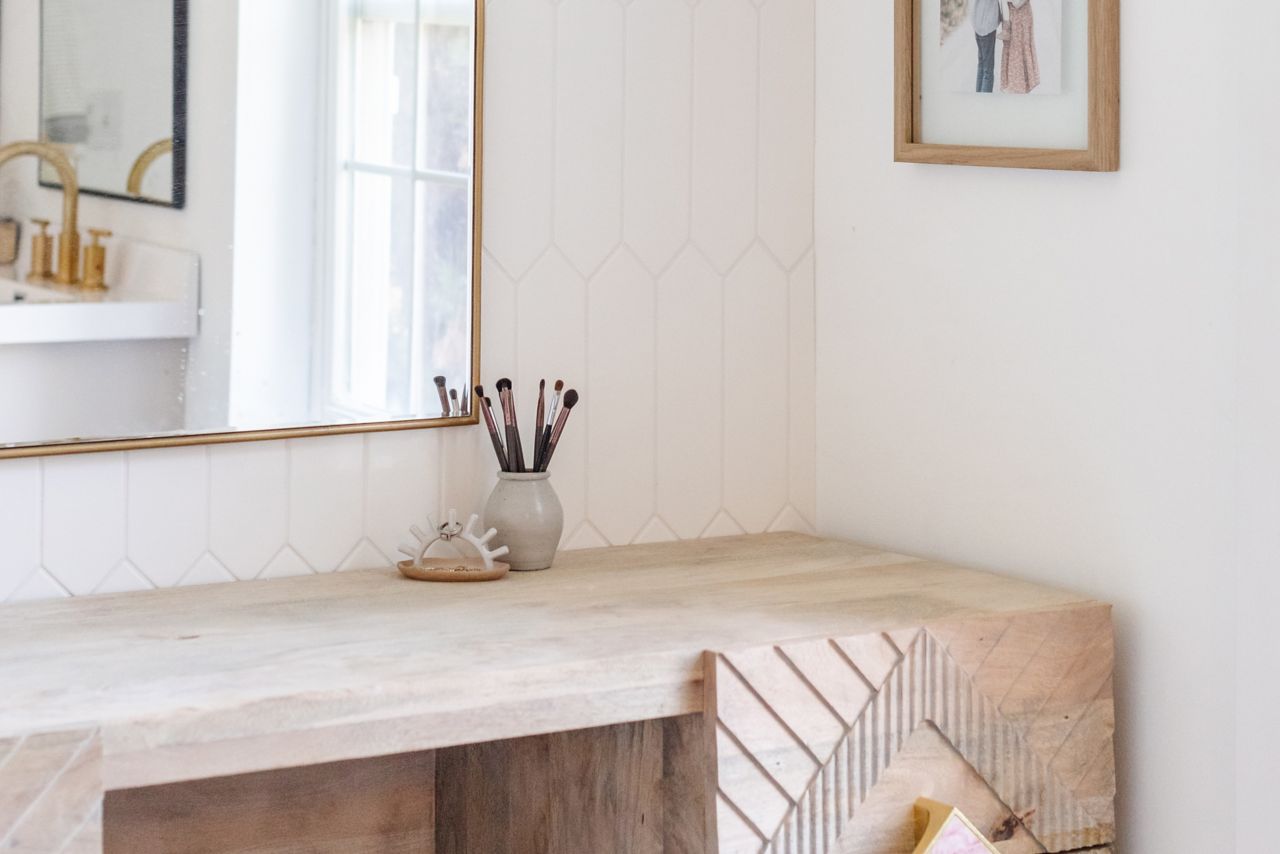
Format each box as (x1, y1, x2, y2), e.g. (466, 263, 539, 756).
(0, 141, 80, 285)
(28, 218, 54, 283)
(913, 799, 1000, 854)
(82, 228, 112, 290)
(0, 218, 18, 266)
(126, 138, 174, 198)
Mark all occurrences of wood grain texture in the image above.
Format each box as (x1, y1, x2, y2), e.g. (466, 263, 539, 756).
(0, 728, 102, 854)
(894, 0, 1120, 171)
(435, 716, 711, 854)
(707, 607, 1116, 853)
(0, 534, 1099, 790)
(103, 750, 435, 853)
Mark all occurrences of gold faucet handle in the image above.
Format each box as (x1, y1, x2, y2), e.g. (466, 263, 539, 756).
(82, 228, 112, 290)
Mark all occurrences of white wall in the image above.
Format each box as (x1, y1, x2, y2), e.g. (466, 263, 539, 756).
(228, 0, 319, 428)
(816, 1, 1262, 851)
(0, 0, 816, 600)
(1234, 7, 1279, 846)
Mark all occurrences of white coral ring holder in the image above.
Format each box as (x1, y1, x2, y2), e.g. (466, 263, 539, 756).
(396, 510, 511, 582)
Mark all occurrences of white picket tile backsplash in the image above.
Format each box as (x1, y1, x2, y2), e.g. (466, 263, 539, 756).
(127, 446, 208, 587)
(0, 459, 41, 601)
(656, 247, 724, 540)
(724, 243, 792, 532)
(208, 441, 289, 580)
(43, 453, 126, 595)
(624, 0, 692, 274)
(554, 0, 626, 279)
(288, 435, 365, 572)
(587, 249, 657, 545)
(0, 0, 816, 602)
(759, 0, 818, 271)
(481, 0, 556, 280)
(691, 0, 759, 274)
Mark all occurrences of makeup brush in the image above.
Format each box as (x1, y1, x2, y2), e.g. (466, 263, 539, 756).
(496, 378, 526, 472)
(533, 380, 547, 471)
(433, 376, 450, 417)
(476, 387, 509, 472)
(539, 380, 563, 466)
(449, 388, 460, 417)
(539, 389, 578, 472)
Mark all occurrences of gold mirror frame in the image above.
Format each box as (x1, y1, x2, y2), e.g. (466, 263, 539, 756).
(2, 3, 485, 460)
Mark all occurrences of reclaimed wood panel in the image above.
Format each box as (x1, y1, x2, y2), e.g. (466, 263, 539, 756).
(0, 728, 102, 854)
(706, 605, 1116, 853)
(103, 750, 434, 853)
(435, 715, 711, 854)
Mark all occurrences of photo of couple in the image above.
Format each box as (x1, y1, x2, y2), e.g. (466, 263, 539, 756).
(939, 0, 1063, 96)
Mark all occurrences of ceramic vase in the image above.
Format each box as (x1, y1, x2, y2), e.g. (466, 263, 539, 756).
(482, 471, 563, 571)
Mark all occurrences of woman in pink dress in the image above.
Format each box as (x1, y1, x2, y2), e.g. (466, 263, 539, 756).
(1000, 0, 1040, 94)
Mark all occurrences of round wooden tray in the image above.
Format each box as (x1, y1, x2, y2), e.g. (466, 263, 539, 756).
(397, 558, 510, 583)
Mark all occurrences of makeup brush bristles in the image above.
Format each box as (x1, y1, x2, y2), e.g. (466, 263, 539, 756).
(476, 379, 578, 474)
(495, 378, 525, 472)
(433, 375, 450, 417)
(539, 389, 578, 472)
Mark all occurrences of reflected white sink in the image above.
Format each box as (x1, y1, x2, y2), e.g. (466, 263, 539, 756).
(0, 238, 199, 344)
(0, 280, 74, 304)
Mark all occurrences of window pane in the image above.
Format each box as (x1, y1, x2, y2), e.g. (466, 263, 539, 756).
(350, 4, 418, 168)
(336, 171, 416, 414)
(416, 15, 472, 174)
(415, 179, 471, 410)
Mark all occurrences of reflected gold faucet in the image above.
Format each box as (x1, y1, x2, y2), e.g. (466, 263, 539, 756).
(127, 138, 174, 198)
(0, 141, 80, 285)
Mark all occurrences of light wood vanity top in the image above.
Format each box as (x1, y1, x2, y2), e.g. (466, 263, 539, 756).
(0, 533, 1094, 791)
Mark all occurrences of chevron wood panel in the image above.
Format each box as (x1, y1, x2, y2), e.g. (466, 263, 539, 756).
(706, 604, 1116, 854)
(0, 727, 102, 854)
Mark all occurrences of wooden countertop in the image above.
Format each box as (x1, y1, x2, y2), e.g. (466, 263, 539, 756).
(0, 534, 1095, 791)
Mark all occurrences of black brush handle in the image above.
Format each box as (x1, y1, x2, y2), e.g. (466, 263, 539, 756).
(481, 401, 508, 472)
(537, 425, 552, 471)
(510, 419, 526, 473)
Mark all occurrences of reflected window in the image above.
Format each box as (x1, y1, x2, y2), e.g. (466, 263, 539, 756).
(327, 0, 474, 420)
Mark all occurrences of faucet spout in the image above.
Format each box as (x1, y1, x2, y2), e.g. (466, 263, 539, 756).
(127, 138, 173, 198)
(0, 141, 80, 285)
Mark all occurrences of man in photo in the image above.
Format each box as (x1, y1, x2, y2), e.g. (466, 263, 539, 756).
(971, 0, 1004, 93)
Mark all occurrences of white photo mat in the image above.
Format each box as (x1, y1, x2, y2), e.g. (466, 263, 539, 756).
(919, 0, 1090, 149)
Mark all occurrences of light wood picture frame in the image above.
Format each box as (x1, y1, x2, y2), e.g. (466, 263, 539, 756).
(895, 0, 1119, 171)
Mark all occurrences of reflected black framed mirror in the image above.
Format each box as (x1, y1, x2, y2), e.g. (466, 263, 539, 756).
(38, 0, 187, 207)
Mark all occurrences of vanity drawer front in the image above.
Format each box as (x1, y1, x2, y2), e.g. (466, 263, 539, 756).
(706, 604, 1116, 853)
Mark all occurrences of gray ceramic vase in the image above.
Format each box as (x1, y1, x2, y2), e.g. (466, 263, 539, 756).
(482, 471, 564, 571)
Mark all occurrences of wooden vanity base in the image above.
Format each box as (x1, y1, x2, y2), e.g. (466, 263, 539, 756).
(1, 535, 1118, 853)
(104, 716, 711, 854)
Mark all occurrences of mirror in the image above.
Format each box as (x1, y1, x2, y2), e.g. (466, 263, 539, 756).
(39, 0, 186, 206)
(0, 0, 482, 454)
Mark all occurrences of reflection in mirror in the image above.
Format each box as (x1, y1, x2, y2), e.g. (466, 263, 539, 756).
(0, 0, 481, 453)
(40, 0, 185, 206)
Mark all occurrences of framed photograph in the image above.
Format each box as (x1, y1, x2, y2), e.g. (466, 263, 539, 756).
(895, 0, 1118, 171)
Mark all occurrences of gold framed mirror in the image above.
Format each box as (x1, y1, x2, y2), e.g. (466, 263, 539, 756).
(0, 0, 483, 458)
